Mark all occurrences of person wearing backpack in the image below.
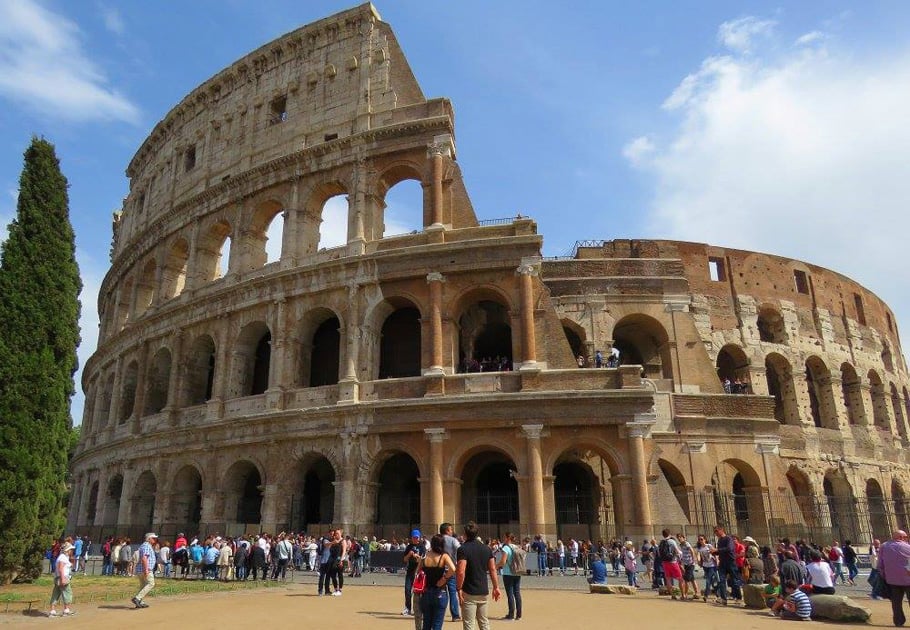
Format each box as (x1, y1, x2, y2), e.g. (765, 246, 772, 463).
(496, 532, 523, 621)
(658, 529, 685, 600)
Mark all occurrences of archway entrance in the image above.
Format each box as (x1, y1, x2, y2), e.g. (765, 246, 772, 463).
(225, 461, 262, 526)
(709, 460, 767, 538)
(611, 314, 672, 381)
(171, 466, 202, 532)
(379, 308, 421, 378)
(458, 301, 512, 372)
(309, 316, 340, 386)
(823, 472, 859, 542)
(103, 475, 123, 525)
(130, 471, 157, 527)
(291, 456, 336, 531)
(867, 479, 890, 542)
(375, 453, 420, 535)
(461, 451, 518, 530)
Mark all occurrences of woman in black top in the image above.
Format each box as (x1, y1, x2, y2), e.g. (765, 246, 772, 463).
(419, 534, 456, 630)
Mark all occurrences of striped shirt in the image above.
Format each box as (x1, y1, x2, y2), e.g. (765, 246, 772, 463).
(787, 589, 812, 619)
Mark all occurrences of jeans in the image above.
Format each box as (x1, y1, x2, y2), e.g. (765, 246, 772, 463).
(503, 574, 522, 619)
(420, 587, 448, 630)
(405, 571, 416, 612)
(559, 555, 566, 573)
(162, 561, 171, 578)
(537, 552, 547, 576)
(318, 563, 330, 594)
(102, 557, 112, 576)
(461, 593, 490, 630)
(716, 559, 741, 602)
(626, 568, 638, 587)
(272, 558, 288, 580)
(703, 565, 718, 597)
(832, 561, 845, 584)
(445, 575, 460, 619)
(890, 584, 910, 626)
(846, 560, 858, 582)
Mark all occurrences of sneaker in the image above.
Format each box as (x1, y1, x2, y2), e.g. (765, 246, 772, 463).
(334, 590, 342, 596)
(62, 610, 75, 616)
(48, 610, 58, 617)
(402, 609, 411, 616)
(131, 597, 141, 608)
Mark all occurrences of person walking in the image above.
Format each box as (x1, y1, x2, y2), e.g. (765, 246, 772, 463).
(712, 525, 741, 607)
(456, 521, 501, 630)
(419, 534, 457, 630)
(497, 532, 523, 620)
(48, 541, 76, 617)
(878, 529, 910, 627)
(131, 533, 157, 609)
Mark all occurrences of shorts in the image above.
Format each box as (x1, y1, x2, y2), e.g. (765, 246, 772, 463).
(662, 561, 683, 581)
(683, 564, 695, 582)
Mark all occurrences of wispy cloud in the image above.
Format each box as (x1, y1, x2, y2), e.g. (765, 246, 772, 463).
(795, 31, 826, 47)
(626, 15, 910, 356)
(0, 188, 17, 245)
(622, 136, 656, 167)
(98, 3, 125, 36)
(71, 248, 104, 426)
(0, 0, 140, 124)
(718, 16, 776, 53)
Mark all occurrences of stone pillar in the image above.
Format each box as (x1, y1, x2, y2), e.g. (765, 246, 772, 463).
(281, 177, 301, 267)
(627, 415, 655, 529)
(517, 261, 540, 369)
(338, 284, 360, 404)
(107, 357, 124, 434)
(426, 273, 445, 374)
(117, 467, 137, 527)
(68, 475, 84, 531)
(164, 329, 184, 424)
(425, 428, 447, 528)
(347, 161, 368, 253)
(522, 424, 546, 534)
(426, 136, 453, 228)
(93, 469, 110, 527)
(131, 342, 150, 434)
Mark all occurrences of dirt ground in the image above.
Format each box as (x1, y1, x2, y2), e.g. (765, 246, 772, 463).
(1, 583, 898, 629)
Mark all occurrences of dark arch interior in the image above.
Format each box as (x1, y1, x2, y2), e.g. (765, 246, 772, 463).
(554, 461, 596, 524)
(376, 453, 420, 526)
(87, 482, 99, 523)
(251, 332, 271, 395)
(379, 307, 421, 379)
(310, 317, 340, 386)
(461, 452, 518, 524)
(716, 347, 748, 388)
(299, 457, 335, 527)
(458, 301, 512, 372)
(173, 467, 202, 528)
(563, 326, 584, 359)
(234, 466, 262, 524)
(765, 359, 786, 423)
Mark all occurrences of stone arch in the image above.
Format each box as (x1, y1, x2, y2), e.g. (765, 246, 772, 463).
(716, 343, 750, 392)
(305, 181, 349, 253)
(656, 458, 691, 522)
(85, 480, 99, 525)
(119, 360, 139, 424)
(376, 161, 426, 238)
(882, 342, 895, 373)
(823, 470, 859, 542)
(710, 459, 766, 537)
(378, 299, 422, 379)
(291, 453, 336, 530)
(113, 274, 134, 330)
(455, 288, 514, 373)
(611, 313, 672, 381)
(170, 465, 203, 531)
(551, 444, 622, 539)
(904, 386, 910, 433)
(840, 363, 865, 426)
(891, 383, 908, 439)
(183, 334, 216, 405)
(459, 448, 519, 526)
(561, 318, 587, 362)
(785, 465, 820, 531)
(102, 474, 123, 525)
(757, 304, 787, 344)
(373, 451, 421, 530)
(134, 258, 157, 318)
(805, 356, 838, 429)
(867, 478, 889, 542)
(143, 347, 171, 415)
(224, 460, 263, 525)
(246, 198, 285, 269)
(765, 352, 799, 425)
(894, 478, 909, 532)
(868, 369, 891, 430)
(196, 219, 233, 282)
(232, 321, 271, 397)
(296, 308, 343, 387)
(130, 470, 157, 527)
(160, 237, 189, 300)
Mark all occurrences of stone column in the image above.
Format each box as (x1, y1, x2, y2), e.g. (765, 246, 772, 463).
(107, 357, 124, 434)
(627, 415, 656, 529)
(756, 439, 780, 538)
(338, 284, 360, 404)
(517, 260, 540, 369)
(68, 475, 84, 530)
(93, 469, 110, 527)
(164, 329, 184, 425)
(347, 161, 368, 253)
(426, 136, 453, 229)
(131, 342, 150, 434)
(426, 273, 445, 374)
(522, 424, 546, 534)
(425, 428, 447, 528)
(117, 466, 137, 527)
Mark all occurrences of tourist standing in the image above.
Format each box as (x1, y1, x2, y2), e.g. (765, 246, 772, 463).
(403, 529, 426, 615)
(440, 523, 462, 621)
(48, 541, 75, 617)
(456, 521, 501, 630)
(419, 534, 457, 630)
(622, 541, 638, 587)
(712, 525, 741, 606)
(497, 532, 523, 620)
(696, 535, 717, 601)
(131, 533, 157, 609)
(658, 529, 684, 600)
(878, 529, 910, 626)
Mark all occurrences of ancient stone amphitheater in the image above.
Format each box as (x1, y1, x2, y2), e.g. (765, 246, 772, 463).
(69, 3, 910, 544)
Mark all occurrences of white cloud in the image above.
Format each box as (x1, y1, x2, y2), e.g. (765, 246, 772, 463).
(98, 4, 125, 36)
(0, 0, 140, 124)
(628, 26, 910, 360)
(795, 31, 826, 47)
(622, 135, 656, 167)
(718, 16, 776, 53)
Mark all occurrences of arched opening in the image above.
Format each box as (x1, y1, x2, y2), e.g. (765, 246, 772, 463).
(171, 466, 202, 531)
(841, 363, 865, 426)
(318, 194, 348, 250)
(375, 453, 421, 529)
(379, 306, 421, 378)
(134, 258, 157, 318)
(867, 479, 889, 542)
(891, 384, 908, 439)
(868, 370, 890, 430)
(785, 466, 819, 533)
(823, 472, 859, 542)
(247, 200, 284, 269)
(710, 460, 766, 537)
(102, 474, 123, 525)
(561, 319, 586, 362)
(232, 322, 271, 397)
(308, 316, 340, 387)
(292, 455, 335, 530)
(806, 356, 838, 429)
(130, 471, 156, 527)
(98, 373, 115, 429)
(119, 361, 138, 424)
(461, 451, 519, 526)
(86, 481, 99, 525)
(458, 300, 512, 373)
(894, 479, 909, 532)
(184, 335, 216, 405)
(554, 462, 597, 526)
(197, 220, 232, 282)
(905, 387, 910, 433)
(224, 461, 262, 525)
(160, 238, 189, 300)
(883, 343, 895, 373)
(716, 344, 750, 393)
(114, 275, 134, 330)
(657, 459, 691, 522)
(611, 314, 673, 381)
(264, 211, 284, 265)
(381, 178, 424, 237)
(757, 306, 787, 344)
(144, 348, 171, 415)
(765, 353, 799, 425)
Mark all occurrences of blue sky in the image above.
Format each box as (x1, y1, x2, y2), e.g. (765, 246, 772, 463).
(1, 1, 909, 425)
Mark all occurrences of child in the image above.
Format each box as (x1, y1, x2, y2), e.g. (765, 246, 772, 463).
(770, 579, 812, 621)
(764, 575, 782, 608)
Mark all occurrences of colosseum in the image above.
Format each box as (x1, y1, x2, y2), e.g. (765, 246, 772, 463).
(69, 3, 910, 545)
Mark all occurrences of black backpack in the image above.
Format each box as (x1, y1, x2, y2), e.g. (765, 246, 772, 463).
(658, 539, 677, 562)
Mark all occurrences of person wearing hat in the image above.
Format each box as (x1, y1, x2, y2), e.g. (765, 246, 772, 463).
(132, 533, 158, 609)
(48, 539, 76, 617)
(402, 529, 426, 616)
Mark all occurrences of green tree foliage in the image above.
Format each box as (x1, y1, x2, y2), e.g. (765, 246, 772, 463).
(0, 138, 81, 583)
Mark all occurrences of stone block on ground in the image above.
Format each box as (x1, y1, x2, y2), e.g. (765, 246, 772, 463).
(808, 594, 871, 622)
(589, 584, 636, 595)
(743, 584, 768, 609)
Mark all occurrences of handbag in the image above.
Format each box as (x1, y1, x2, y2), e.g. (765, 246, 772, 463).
(412, 569, 427, 594)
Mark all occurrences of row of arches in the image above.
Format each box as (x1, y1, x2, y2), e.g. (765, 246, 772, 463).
(560, 313, 673, 380)
(108, 175, 426, 335)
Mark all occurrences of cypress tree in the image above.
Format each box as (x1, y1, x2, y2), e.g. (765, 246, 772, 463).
(0, 137, 81, 583)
